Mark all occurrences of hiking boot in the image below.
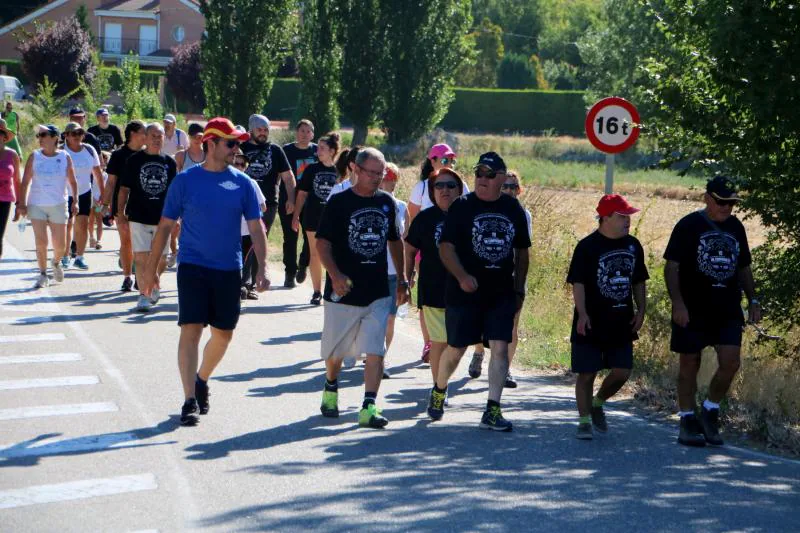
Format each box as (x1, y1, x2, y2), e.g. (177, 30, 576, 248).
(504, 372, 518, 388)
(295, 267, 307, 284)
(576, 422, 593, 440)
(591, 405, 608, 433)
(121, 276, 133, 292)
(421, 341, 431, 364)
(427, 387, 446, 420)
(311, 291, 322, 305)
(284, 275, 296, 288)
(52, 261, 64, 282)
(34, 273, 49, 289)
(358, 403, 388, 428)
(678, 414, 706, 447)
(320, 390, 339, 418)
(73, 257, 89, 270)
(479, 405, 513, 432)
(135, 295, 152, 312)
(195, 376, 210, 415)
(700, 407, 724, 446)
(468, 351, 484, 379)
(180, 398, 199, 426)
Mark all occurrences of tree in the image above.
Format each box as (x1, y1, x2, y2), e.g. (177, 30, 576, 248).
(456, 17, 504, 88)
(120, 55, 142, 121)
(380, 0, 472, 144)
(75, 4, 94, 40)
(496, 53, 537, 89)
(166, 42, 205, 111)
(77, 51, 111, 113)
(17, 16, 95, 96)
(199, 0, 294, 125)
(297, 0, 342, 136)
(30, 76, 76, 125)
(538, 0, 600, 67)
(471, 0, 543, 56)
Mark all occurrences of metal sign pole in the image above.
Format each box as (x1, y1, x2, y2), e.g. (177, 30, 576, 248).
(605, 153, 614, 194)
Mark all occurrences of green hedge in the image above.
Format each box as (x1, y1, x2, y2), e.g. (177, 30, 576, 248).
(105, 68, 162, 91)
(440, 88, 587, 136)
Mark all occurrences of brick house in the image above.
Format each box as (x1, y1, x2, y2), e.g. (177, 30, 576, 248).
(0, 0, 205, 68)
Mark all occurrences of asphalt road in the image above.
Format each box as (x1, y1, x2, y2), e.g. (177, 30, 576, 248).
(1, 223, 799, 532)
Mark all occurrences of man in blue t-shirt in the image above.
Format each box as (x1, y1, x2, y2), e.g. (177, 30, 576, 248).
(140, 117, 268, 427)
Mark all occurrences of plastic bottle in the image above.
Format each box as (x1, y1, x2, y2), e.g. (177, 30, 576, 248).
(17, 216, 26, 233)
(330, 278, 353, 302)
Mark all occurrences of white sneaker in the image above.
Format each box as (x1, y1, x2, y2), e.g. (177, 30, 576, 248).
(167, 253, 177, 268)
(52, 261, 64, 282)
(135, 295, 152, 312)
(150, 288, 160, 305)
(34, 273, 49, 289)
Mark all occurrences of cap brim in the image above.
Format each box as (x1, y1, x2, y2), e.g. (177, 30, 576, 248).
(201, 131, 251, 143)
(709, 192, 741, 201)
(615, 207, 641, 215)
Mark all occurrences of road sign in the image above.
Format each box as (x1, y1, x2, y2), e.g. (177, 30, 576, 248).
(585, 97, 640, 154)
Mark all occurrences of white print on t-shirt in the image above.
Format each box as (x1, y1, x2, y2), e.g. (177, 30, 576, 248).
(348, 207, 389, 263)
(246, 148, 273, 180)
(139, 162, 169, 197)
(434, 221, 444, 246)
(697, 230, 739, 286)
(471, 213, 515, 266)
(313, 171, 337, 201)
(219, 180, 240, 191)
(97, 133, 115, 151)
(597, 247, 635, 305)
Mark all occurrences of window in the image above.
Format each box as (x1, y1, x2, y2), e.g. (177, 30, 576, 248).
(172, 25, 185, 43)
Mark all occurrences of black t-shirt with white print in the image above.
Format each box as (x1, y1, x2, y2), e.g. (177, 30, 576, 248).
(663, 210, 752, 325)
(106, 144, 139, 216)
(297, 161, 338, 230)
(567, 231, 649, 347)
(439, 193, 532, 306)
(240, 141, 291, 206)
(315, 188, 400, 307)
(405, 205, 448, 309)
(87, 124, 123, 152)
(121, 151, 177, 225)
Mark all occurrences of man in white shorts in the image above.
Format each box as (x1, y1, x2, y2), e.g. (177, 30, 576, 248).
(118, 123, 177, 311)
(316, 148, 409, 428)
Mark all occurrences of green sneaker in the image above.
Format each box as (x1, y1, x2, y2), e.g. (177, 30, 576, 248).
(358, 403, 388, 428)
(320, 389, 339, 418)
(427, 387, 446, 420)
(479, 405, 513, 432)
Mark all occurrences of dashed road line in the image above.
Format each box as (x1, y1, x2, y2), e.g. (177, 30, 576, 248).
(0, 353, 83, 365)
(0, 375, 100, 391)
(0, 333, 66, 343)
(0, 402, 119, 421)
(0, 473, 158, 509)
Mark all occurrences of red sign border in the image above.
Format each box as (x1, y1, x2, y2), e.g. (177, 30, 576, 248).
(585, 97, 641, 154)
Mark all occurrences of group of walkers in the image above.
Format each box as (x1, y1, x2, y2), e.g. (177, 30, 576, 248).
(0, 108, 761, 446)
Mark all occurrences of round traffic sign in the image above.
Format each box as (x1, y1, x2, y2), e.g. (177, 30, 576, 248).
(585, 97, 640, 154)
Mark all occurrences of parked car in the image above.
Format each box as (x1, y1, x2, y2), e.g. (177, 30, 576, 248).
(0, 76, 26, 101)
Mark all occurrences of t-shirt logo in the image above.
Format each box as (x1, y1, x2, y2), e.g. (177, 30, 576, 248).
(597, 249, 634, 302)
(434, 221, 444, 246)
(98, 133, 115, 151)
(139, 162, 168, 197)
(246, 148, 273, 180)
(313, 172, 337, 201)
(697, 231, 739, 283)
(348, 207, 389, 260)
(296, 158, 316, 180)
(471, 213, 515, 265)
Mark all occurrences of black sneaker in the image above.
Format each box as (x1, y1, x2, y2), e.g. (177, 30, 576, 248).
(134, 277, 139, 291)
(468, 352, 483, 379)
(504, 372, 518, 388)
(121, 276, 133, 292)
(311, 291, 322, 305)
(295, 267, 307, 284)
(479, 405, 513, 432)
(195, 376, 210, 415)
(240, 286, 248, 301)
(678, 414, 706, 447)
(382, 369, 391, 379)
(180, 399, 199, 426)
(284, 275, 297, 288)
(246, 288, 259, 300)
(427, 387, 446, 420)
(591, 405, 608, 433)
(700, 407, 724, 446)
(576, 422, 593, 440)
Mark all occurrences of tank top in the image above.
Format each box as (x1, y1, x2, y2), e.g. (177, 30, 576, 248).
(27, 150, 70, 206)
(181, 149, 205, 171)
(0, 148, 15, 202)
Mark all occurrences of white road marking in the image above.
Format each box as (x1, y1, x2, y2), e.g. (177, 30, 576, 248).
(0, 304, 61, 313)
(0, 432, 173, 459)
(0, 315, 54, 325)
(0, 353, 82, 365)
(0, 333, 66, 343)
(0, 473, 158, 509)
(0, 375, 99, 391)
(0, 402, 118, 421)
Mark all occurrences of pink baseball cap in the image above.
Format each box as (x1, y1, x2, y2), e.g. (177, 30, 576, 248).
(428, 143, 456, 160)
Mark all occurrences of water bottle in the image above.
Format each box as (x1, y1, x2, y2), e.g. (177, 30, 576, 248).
(17, 215, 26, 233)
(396, 303, 409, 319)
(330, 278, 353, 302)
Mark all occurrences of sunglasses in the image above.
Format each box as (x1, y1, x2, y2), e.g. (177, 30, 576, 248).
(225, 140, 241, 149)
(434, 181, 458, 190)
(502, 183, 519, 190)
(712, 196, 738, 207)
(440, 157, 456, 166)
(475, 168, 498, 179)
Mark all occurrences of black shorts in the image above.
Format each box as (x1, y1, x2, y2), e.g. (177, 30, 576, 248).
(68, 191, 92, 217)
(571, 342, 633, 373)
(177, 262, 242, 330)
(445, 296, 516, 348)
(301, 209, 322, 233)
(670, 320, 743, 354)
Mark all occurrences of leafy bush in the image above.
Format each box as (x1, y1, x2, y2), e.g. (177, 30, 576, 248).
(165, 42, 204, 111)
(119, 55, 142, 121)
(30, 76, 75, 125)
(543, 60, 581, 90)
(17, 17, 95, 96)
(496, 53, 538, 89)
(139, 86, 163, 119)
(77, 51, 110, 114)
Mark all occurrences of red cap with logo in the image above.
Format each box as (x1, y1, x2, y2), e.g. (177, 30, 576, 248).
(202, 117, 251, 143)
(596, 194, 640, 217)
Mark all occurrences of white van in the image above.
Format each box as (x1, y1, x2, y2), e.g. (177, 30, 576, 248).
(0, 76, 26, 101)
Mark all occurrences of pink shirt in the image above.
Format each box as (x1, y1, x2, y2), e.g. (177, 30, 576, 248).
(0, 148, 15, 202)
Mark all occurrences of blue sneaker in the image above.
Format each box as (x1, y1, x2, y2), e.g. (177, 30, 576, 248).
(73, 257, 89, 270)
(60, 256, 70, 269)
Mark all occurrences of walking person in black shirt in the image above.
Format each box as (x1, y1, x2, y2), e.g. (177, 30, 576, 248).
(292, 132, 339, 305)
(87, 108, 123, 152)
(664, 176, 761, 447)
(282, 119, 317, 287)
(427, 152, 531, 431)
(316, 147, 409, 428)
(567, 194, 648, 440)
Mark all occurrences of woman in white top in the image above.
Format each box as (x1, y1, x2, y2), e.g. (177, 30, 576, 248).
(175, 123, 206, 172)
(63, 122, 104, 270)
(17, 124, 78, 288)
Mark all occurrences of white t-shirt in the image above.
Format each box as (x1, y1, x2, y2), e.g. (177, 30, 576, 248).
(241, 179, 267, 236)
(27, 150, 71, 206)
(161, 129, 189, 157)
(387, 196, 407, 276)
(65, 144, 100, 196)
(409, 178, 470, 210)
(524, 208, 532, 239)
(327, 178, 353, 200)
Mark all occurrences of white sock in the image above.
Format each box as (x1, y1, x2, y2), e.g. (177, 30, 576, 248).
(678, 410, 695, 418)
(703, 399, 720, 410)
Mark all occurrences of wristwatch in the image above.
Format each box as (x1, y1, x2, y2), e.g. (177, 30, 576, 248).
(398, 280, 410, 289)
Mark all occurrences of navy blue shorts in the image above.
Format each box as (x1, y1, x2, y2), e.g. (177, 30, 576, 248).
(177, 262, 241, 330)
(571, 342, 633, 373)
(68, 191, 92, 217)
(670, 320, 743, 353)
(445, 296, 516, 348)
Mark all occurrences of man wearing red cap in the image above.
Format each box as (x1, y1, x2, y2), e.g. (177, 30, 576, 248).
(567, 194, 649, 440)
(140, 117, 269, 426)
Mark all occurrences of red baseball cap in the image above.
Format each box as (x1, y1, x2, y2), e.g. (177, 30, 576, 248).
(596, 194, 640, 217)
(202, 117, 251, 143)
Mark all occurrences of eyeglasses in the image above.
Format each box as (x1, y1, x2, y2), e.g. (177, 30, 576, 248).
(712, 196, 738, 207)
(357, 164, 386, 179)
(434, 181, 458, 190)
(440, 157, 456, 166)
(502, 183, 519, 190)
(475, 168, 498, 179)
(225, 140, 241, 149)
